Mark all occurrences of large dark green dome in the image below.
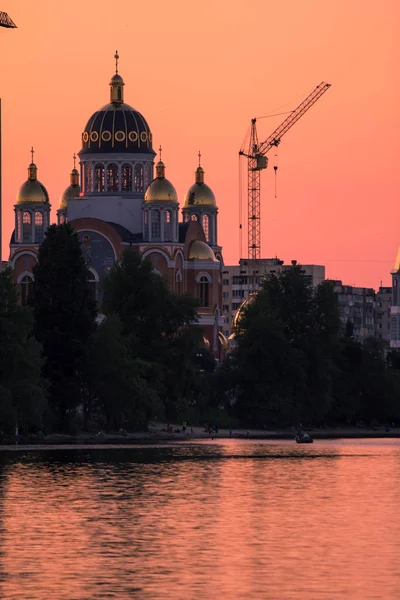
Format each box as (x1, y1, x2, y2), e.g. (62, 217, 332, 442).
(81, 102, 153, 155)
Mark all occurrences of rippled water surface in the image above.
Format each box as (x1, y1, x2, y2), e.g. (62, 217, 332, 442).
(0, 439, 400, 599)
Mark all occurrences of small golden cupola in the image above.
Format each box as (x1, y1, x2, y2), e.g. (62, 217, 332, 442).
(109, 50, 125, 104)
(184, 152, 216, 207)
(144, 146, 178, 203)
(142, 147, 179, 244)
(59, 154, 81, 212)
(182, 152, 218, 246)
(14, 148, 51, 246)
(16, 148, 50, 205)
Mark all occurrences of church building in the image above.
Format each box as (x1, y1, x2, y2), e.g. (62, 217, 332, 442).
(8, 54, 226, 356)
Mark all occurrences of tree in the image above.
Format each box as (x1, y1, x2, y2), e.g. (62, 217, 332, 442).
(219, 266, 340, 427)
(32, 224, 97, 425)
(0, 268, 47, 434)
(331, 337, 400, 425)
(102, 249, 202, 419)
(84, 314, 162, 429)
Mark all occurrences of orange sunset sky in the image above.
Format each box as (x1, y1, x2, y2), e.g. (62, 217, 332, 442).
(0, 0, 399, 287)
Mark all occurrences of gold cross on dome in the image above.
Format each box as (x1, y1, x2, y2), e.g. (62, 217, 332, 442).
(31, 146, 34, 163)
(159, 145, 162, 161)
(198, 150, 201, 167)
(114, 50, 119, 74)
(73, 153, 77, 169)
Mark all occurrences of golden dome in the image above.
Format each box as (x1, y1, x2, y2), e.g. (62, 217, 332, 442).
(144, 160, 178, 203)
(188, 240, 218, 262)
(59, 183, 80, 209)
(218, 331, 228, 350)
(16, 161, 49, 205)
(110, 73, 124, 84)
(59, 162, 80, 209)
(184, 165, 216, 207)
(232, 293, 256, 331)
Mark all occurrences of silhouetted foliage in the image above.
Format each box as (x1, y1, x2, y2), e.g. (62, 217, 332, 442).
(32, 224, 97, 426)
(84, 314, 162, 429)
(217, 267, 341, 427)
(102, 248, 203, 419)
(0, 268, 47, 434)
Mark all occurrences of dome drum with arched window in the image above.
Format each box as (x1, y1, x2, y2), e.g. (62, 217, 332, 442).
(80, 159, 152, 195)
(14, 153, 50, 245)
(143, 157, 179, 243)
(183, 160, 218, 246)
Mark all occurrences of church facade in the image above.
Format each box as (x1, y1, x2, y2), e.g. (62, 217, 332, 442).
(8, 55, 226, 356)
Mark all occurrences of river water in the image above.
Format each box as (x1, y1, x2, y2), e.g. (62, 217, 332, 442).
(0, 439, 399, 599)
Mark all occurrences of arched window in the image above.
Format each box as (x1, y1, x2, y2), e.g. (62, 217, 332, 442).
(16, 213, 21, 242)
(164, 210, 172, 240)
(22, 212, 31, 242)
(146, 163, 153, 186)
(20, 275, 33, 306)
(198, 275, 210, 307)
(151, 209, 161, 240)
(134, 163, 144, 192)
(94, 164, 105, 192)
(121, 164, 132, 191)
(85, 163, 93, 193)
(87, 270, 98, 303)
(394, 279, 398, 306)
(107, 163, 119, 192)
(176, 269, 182, 295)
(202, 214, 210, 242)
(144, 210, 149, 239)
(35, 212, 43, 243)
(191, 214, 198, 222)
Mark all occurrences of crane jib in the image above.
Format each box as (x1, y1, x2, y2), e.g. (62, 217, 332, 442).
(239, 82, 331, 260)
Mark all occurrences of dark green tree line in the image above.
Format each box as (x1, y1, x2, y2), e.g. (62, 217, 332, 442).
(102, 249, 204, 420)
(32, 224, 97, 426)
(216, 265, 400, 427)
(0, 268, 47, 435)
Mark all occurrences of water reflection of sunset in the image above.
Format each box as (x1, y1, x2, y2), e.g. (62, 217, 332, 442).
(0, 441, 399, 598)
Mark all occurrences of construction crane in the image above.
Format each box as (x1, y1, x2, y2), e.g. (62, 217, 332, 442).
(0, 11, 17, 28)
(239, 82, 330, 259)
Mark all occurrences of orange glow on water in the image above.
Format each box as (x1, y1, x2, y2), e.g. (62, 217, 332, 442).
(1, 0, 399, 287)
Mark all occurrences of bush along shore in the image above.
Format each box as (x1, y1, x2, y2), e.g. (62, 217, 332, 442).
(2, 425, 400, 447)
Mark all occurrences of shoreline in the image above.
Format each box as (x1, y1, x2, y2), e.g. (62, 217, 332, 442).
(2, 426, 400, 447)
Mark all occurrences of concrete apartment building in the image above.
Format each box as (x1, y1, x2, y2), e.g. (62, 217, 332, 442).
(333, 281, 376, 341)
(375, 286, 391, 342)
(222, 261, 392, 344)
(221, 258, 325, 338)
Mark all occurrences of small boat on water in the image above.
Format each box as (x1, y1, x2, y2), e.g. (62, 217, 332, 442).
(295, 433, 313, 444)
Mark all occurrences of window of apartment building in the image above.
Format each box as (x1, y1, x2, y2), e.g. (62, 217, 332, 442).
(223, 292, 229, 299)
(233, 276, 248, 285)
(222, 305, 229, 312)
(232, 290, 244, 298)
(232, 302, 241, 310)
(223, 279, 229, 286)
